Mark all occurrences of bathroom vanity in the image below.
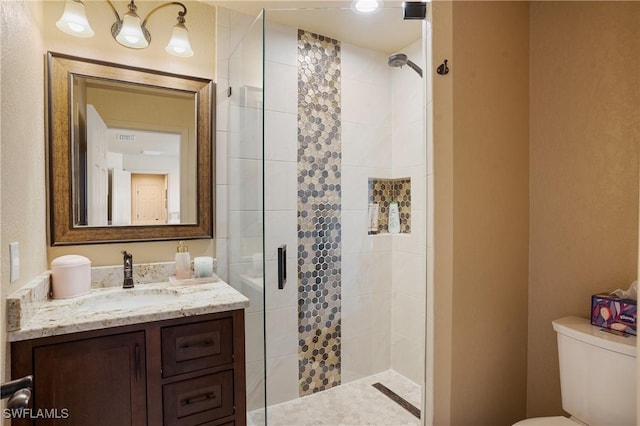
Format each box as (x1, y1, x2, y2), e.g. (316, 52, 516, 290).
(7, 271, 249, 426)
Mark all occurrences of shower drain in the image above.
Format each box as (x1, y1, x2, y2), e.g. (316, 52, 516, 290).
(372, 382, 421, 419)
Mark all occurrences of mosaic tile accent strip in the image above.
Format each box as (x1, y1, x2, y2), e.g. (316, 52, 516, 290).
(297, 29, 342, 396)
(368, 178, 412, 233)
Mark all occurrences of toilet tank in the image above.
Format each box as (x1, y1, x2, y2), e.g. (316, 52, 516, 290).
(553, 316, 637, 426)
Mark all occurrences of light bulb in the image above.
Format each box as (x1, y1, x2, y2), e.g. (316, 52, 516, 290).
(115, 11, 148, 49)
(56, 0, 94, 38)
(165, 22, 193, 57)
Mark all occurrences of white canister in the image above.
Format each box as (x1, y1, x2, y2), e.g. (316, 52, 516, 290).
(51, 255, 91, 299)
(193, 256, 214, 278)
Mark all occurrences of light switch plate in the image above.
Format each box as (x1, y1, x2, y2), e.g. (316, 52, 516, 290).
(9, 242, 19, 283)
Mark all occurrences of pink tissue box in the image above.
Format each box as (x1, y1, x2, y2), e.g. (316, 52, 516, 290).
(591, 294, 637, 335)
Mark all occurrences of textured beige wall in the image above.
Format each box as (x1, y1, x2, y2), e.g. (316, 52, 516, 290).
(0, 0, 49, 413)
(450, 2, 530, 424)
(433, 2, 530, 425)
(527, 1, 640, 417)
(432, 2, 454, 425)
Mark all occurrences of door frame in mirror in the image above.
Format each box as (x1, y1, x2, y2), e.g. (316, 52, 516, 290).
(47, 52, 214, 245)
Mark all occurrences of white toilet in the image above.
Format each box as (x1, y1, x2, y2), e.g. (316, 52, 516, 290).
(514, 316, 637, 426)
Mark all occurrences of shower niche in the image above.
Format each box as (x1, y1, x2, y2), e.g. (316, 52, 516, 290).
(368, 177, 412, 234)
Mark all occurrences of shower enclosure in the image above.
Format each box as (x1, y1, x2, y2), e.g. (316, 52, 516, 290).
(216, 5, 432, 425)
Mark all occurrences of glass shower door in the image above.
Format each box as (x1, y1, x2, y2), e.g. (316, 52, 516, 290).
(226, 11, 266, 425)
(259, 6, 427, 425)
(226, 5, 428, 424)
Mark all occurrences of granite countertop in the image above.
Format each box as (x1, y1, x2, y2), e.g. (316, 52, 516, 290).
(7, 263, 249, 342)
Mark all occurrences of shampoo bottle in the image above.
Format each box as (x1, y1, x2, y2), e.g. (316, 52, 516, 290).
(175, 241, 191, 279)
(388, 201, 400, 234)
(368, 203, 379, 234)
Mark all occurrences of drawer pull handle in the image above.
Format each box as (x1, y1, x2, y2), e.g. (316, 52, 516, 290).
(181, 392, 215, 406)
(179, 340, 212, 351)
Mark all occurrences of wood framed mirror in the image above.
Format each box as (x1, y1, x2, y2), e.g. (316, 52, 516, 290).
(47, 52, 213, 245)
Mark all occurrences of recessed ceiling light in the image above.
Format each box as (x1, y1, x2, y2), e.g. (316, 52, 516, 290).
(354, 0, 380, 13)
(141, 150, 164, 156)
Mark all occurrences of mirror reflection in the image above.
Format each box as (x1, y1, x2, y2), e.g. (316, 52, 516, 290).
(47, 52, 213, 245)
(72, 77, 197, 227)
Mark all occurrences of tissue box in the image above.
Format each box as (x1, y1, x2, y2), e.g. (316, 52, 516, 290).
(591, 294, 637, 335)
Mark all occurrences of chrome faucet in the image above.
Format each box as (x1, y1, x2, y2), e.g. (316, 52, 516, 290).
(121, 251, 134, 289)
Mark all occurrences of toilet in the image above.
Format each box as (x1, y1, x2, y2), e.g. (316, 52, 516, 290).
(514, 316, 637, 426)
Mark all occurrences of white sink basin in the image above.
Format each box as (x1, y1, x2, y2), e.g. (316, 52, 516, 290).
(74, 288, 180, 313)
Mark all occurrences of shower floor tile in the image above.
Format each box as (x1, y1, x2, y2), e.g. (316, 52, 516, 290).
(248, 369, 422, 426)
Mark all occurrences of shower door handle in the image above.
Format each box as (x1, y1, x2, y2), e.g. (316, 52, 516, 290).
(278, 245, 287, 289)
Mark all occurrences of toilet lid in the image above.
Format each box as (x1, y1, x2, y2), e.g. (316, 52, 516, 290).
(513, 416, 580, 426)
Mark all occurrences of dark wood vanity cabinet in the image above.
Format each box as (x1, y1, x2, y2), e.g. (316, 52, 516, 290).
(11, 310, 246, 426)
(31, 331, 147, 426)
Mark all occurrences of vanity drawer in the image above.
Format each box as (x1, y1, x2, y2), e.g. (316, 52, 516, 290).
(162, 318, 234, 377)
(163, 370, 234, 426)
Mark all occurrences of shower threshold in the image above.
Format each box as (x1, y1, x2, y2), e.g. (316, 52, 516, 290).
(248, 369, 422, 426)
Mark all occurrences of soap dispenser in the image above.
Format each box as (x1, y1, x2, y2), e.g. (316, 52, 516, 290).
(175, 241, 191, 279)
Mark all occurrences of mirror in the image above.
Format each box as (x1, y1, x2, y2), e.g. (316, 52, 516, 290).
(47, 52, 213, 245)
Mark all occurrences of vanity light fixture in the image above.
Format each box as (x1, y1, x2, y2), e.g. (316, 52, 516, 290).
(56, 0, 194, 57)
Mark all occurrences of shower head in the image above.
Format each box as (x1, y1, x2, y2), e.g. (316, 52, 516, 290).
(388, 53, 423, 78)
(388, 53, 409, 67)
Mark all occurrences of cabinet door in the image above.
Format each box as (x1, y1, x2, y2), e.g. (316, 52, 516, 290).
(33, 332, 146, 426)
